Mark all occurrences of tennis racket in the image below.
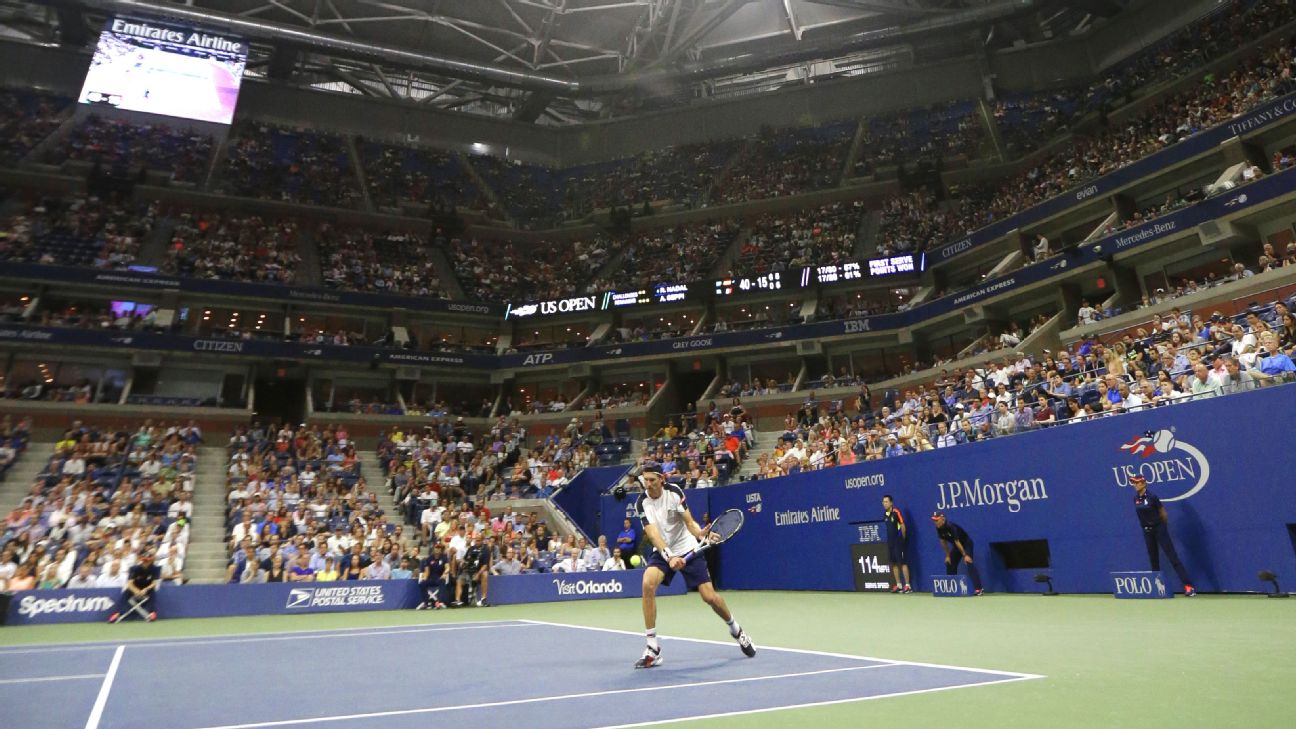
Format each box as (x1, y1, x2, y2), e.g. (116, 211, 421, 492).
(682, 508, 744, 563)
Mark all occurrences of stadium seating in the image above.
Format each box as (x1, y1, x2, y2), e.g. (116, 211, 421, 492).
(0, 420, 200, 590)
(357, 140, 483, 212)
(217, 123, 362, 208)
(0, 195, 154, 269)
(0, 88, 68, 165)
(49, 115, 214, 183)
(164, 210, 302, 284)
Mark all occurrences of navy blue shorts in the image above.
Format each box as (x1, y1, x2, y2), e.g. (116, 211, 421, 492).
(645, 550, 713, 589)
(887, 540, 907, 565)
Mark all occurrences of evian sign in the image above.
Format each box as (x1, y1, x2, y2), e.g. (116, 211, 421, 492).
(1113, 429, 1210, 502)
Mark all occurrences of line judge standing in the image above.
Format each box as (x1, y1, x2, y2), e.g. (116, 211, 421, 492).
(1131, 474, 1196, 597)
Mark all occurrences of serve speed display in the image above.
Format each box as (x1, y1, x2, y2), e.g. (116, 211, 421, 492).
(851, 520, 892, 592)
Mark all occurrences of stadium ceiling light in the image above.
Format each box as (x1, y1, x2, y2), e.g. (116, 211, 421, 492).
(1033, 573, 1058, 596)
(1258, 570, 1289, 598)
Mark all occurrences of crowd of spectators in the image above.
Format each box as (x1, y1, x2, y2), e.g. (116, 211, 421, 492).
(853, 101, 985, 177)
(0, 415, 30, 482)
(638, 402, 756, 488)
(0, 195, 154, 270)
(49, 115, 214, 183)
(318, 224, 446, 298)
(562, 141, 742, 214)
(733, 294, 1296, 479)
(1, 420, 201, 591)
(164, 211, 302, 284)
(448, 234, 611, 302)
(358, 140, 482, 213)
(222, 421, 397, 584)
(218, 124, 362, 208)
(616, 220, 740, 290)
(994, 0, 1296, 158)
(712, 121, 856, 204)
(0, 89, 68, 165)
(728, 201, 864, 278)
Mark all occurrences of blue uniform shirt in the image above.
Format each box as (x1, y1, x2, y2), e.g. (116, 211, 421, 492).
(884, 507, 906, 542)
(1134, 490, 1163, 529)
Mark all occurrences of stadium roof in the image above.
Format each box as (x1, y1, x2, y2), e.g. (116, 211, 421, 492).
(5, 0, 1131, 123)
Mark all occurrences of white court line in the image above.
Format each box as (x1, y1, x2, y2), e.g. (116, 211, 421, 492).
(187, 664, 899, 729)
(520, 619, 1045, 680)
(584, 675, 1043, 729)
(83, 645, 123, 729)
(0, 620, 536, 655)
(0, 674, 105, 685)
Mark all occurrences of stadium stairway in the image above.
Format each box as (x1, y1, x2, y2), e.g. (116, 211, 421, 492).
(0, 442, 52, 512)
(732, 432, 777, 483)
(135, 215, 178, 269)
(186, 445, 232, 584)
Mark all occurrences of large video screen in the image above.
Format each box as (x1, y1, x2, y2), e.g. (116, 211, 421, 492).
(79, 16, 247, 125)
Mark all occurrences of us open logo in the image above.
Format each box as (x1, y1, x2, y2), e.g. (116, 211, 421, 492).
(1113, 429, 1210, 501)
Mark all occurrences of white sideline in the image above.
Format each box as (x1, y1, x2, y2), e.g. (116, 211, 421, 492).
(83, 645, 123, 729)
(0, 620, 537, 655)
(520, 619, 1046, 679)
(0, 673, 105, 684)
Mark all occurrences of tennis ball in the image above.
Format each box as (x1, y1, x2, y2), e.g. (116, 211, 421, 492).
(1151, 429, 1176, 453)
(630, 555, 642, 567)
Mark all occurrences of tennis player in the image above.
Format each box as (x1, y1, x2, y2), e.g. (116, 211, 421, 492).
(634, 465, 755, 668)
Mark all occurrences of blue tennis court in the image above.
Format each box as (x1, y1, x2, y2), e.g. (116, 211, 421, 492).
(0, 619, 1042, 729)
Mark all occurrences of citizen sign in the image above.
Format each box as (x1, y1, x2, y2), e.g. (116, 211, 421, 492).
(552, 578, 625, 596)
(193, 339, 244, 353)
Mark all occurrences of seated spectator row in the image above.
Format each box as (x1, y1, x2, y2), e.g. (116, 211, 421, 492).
(217, 123, 362, 208)
(164, 210, 302, 284)
(48, 115, 214, 183)
(729, 201, 865, 278)
(0, 88, 68, 165)
(0, 419, 201, 591)
(0, 194, 154, 269)
(318, 224, 446, 298)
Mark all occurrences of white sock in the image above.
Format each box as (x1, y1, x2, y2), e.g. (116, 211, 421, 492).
(725, 617, 741, 638)
(646, 629, 659, 651)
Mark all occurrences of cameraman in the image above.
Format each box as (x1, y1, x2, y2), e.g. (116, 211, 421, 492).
(454, 535, 491, 607)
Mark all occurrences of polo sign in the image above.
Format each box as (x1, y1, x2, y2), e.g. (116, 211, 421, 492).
(932, 574, 973, 597)
(1111, 571, 1172, 599)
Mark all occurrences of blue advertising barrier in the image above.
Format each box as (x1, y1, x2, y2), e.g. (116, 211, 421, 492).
(0, 324, 498, 370)
(3, 580, 424, 626)
(1111, 571, 1174, 599)
(700, 384, 1296, 595)
(552, 466, 631, 541)
(488, 570, 686, 606)
(931, 574, 973, 597)
(929, 90, 1296, 265)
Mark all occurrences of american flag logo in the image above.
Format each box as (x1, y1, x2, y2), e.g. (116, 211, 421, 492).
(1120, 432, 1158, 458)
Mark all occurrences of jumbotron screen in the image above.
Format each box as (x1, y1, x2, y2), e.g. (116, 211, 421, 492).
(78, 16, 248, 125)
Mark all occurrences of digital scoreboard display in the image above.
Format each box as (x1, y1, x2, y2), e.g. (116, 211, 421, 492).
(79, 17, 248, 124)
(851, 521, 893, 592)
(714, 272, 783, 296)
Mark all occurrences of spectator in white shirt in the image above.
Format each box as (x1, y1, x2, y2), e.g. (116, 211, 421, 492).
(95, 560, 128, 589)
(1077, 301, 1098, 326)
(552, 548, 585, 573)
(603, 548, 626, 571)
(66, 561, 97, 589)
